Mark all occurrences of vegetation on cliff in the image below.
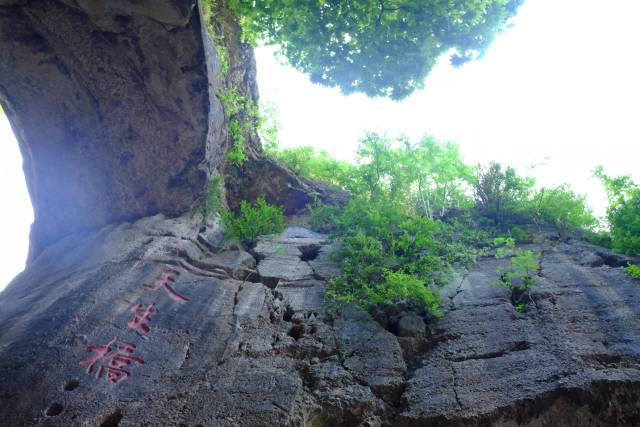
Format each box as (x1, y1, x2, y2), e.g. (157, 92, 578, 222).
(264, 132, 609, 315)
(594, 166, 640, 257)
(200, 0, 639, 315)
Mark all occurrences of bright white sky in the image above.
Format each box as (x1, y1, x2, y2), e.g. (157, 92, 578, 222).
(1, 0, 639, 290)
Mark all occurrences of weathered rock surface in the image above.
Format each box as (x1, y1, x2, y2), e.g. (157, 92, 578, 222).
(1, 221, 639, 426)
(398, 243, 640, 426)
(0, 0, 346, 263)
(1, 1, 639, 425)
(0, 0, 227, 260)
(225, 156, 350, 215)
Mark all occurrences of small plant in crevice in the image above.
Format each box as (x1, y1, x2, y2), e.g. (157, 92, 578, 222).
(221, 198, 286, 245)
(200, 0, 230, 77)
(201, 174, 224, 224)
(493, 236, 515, 259)
(211, 32, 230, 77)
(625, 263, 640, 279)
(509, 225, 529, 243)
(493, 238, 541, 313)
(216, 87, 260, 167)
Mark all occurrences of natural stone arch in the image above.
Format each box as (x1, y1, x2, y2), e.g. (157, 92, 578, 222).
(0, 0, 225, 261)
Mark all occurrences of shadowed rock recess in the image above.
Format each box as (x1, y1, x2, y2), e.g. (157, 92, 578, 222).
(0, 0, 223, 261)
(1, 1, 640, 426)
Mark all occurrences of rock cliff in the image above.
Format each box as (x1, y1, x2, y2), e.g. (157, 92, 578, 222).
(0, 217, 639, 426)
(0, 0, 223, 261)
(0, 1, 639, 426)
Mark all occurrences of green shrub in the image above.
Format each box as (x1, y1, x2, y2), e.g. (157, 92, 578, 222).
(474, 161, 535, 224)
(363, 270, 440, 313)
(268, 145, 356, 189)
(595, 167, 640, 256)
(257, 100, 281, 154)
(271, 133, 475, 219)
(353, 133, 475, 218)
(529, 185, 596, 239)
(493, 238, 541, 313)
(626, 263, 640, 279)
(201, 174, 224, 223)
(272, 134, 485, 316)
(510, 225, 529, 243)
(325, 195, 482, 317)
(221, 198, 286, 244)
(586, 229, 613, 249)
(493, 236, 515, 258)
(216, 88, 260, 166)
(307, 199, 342, 233)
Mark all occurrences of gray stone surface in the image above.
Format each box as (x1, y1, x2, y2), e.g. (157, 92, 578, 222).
(397, 312, 426, 338)
(253, 229, 329, 283)
(309, 244, 344, 280)
(1, 223, 640, 426)
(579, 252, 606, 267)
(397, 245, 640, 426)
(257, 256, 315, 283)
(0, 0, 225, 260)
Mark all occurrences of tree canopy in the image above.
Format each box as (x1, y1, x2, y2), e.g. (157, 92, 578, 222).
(228, 0, 523, 99)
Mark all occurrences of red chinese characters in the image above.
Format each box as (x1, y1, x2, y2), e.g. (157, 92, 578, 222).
(143, 267, 189, 302)
(80, 337, 144, 384)
(127, 303, 158, 334)
(80, 265, 188, 385)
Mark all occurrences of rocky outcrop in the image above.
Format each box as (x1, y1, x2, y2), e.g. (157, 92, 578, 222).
(1, 1, 639, 426)
(398, 242, 640, 426)
(224, 156, 350, 215)
(202, 2, 349, 215)
(0, 0, 226, 261)
(1, 219, 639, 426)
(0, 0, 342, 261)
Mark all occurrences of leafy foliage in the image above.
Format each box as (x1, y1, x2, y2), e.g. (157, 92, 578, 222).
(594, 166, 640, 256)
(264, 131, 604, 315)
(268, 145, 356, 188)
(354, 134, 475, 218)
(221, 198, 286, 244)
(473, 163, 595, 239)
(493, 236, 515, 258)
(305, 134, 486, 316)
(529, 185, 596, 240)
(201, 0, 230, 77)
(228, 0, 523, 99)
(325, 197, 481, 316)
(217, 88, 261, 166)
(625, 263, 640, 279)
(509, 225, 529, 243)
(493, 238, 541, 313)
(257, 100, 281, 154)
(585, 229, 613, 249)
(201, 174, 224, 223)
(474, 161, 534, 223)
(271, 133, 475, 218)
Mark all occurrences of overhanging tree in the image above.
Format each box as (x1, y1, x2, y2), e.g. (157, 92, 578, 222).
(228, 0, 523, 99)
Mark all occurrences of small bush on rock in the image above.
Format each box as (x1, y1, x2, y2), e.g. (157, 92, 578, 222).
(595, 167, 640, 256)
(493, 238, 541, 313)
(222, 198, 286, 244)
(626, 263, 640, 279)
(529, 185, 596, 240)
(474, 162, 534, 224)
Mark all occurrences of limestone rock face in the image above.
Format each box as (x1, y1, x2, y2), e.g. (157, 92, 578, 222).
(0, 0, 224, 260)
(1, 1, 639, 425)
(1, 220, 640, 426)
